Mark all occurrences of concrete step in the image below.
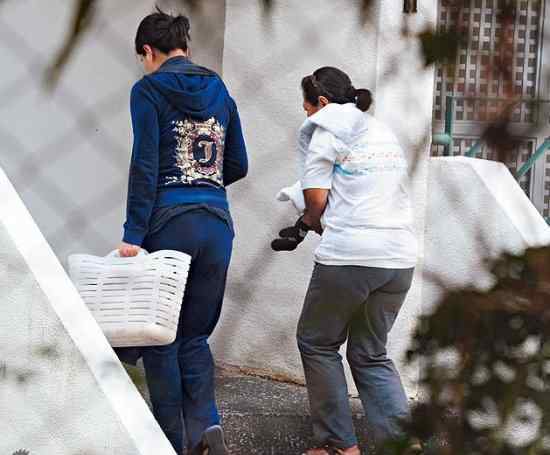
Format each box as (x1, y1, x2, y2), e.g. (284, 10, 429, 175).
(216, 370, 369, 455)
(127, 364, 371, 454)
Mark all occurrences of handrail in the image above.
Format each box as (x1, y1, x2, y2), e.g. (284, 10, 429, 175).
(433, 95, 550, 161)
(464, 140, 482, 158)
(516, 137, 550, 179)
(443, 96, 454, 156)
(432, 95, 550, 224)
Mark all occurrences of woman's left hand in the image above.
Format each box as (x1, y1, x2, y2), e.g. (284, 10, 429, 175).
(118, 242, 141, 257)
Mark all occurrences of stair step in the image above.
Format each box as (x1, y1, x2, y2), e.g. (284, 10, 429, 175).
(216, 372, 370, 454)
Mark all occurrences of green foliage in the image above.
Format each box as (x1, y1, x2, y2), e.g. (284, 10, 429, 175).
(44, 0, 97, 88)
(418, 28, 463, 67)
(397, 247, 550, 454)
(123, 363, 148, 395)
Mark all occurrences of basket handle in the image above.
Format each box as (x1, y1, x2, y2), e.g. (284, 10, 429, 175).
(108, 248, 149, 258)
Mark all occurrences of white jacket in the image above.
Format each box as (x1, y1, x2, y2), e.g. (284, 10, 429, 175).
(279, 103, 417, 268)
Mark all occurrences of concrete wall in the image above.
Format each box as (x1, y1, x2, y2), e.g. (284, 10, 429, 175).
(423, 157, 550, 307)
(0, 168, 175, 455)
(0, 0, 226, 261)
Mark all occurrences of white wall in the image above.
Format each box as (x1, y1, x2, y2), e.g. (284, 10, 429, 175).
(0, 0, 226, 261)
(0, 168, 175, 455)
(423, 157, 550, 306)
(418, 157, 550, 442)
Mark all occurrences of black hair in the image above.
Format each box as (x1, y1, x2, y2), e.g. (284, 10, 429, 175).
(301, 66, 372, 112)
(135, 6, 191, 56)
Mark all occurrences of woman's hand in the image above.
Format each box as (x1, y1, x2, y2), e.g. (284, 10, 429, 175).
(118, 242, 141, 257)
(271, 216, 312, 252)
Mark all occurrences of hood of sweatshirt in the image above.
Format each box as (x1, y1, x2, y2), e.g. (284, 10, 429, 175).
(307, 103, 368, 144)
(296, 103, 370, 176)
(143, 56, 227, 120)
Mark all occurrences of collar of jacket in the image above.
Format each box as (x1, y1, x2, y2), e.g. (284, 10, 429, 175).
(155, 56, 218, 77)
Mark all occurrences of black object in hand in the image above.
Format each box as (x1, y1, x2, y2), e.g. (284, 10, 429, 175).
(271, 217, 312, 252)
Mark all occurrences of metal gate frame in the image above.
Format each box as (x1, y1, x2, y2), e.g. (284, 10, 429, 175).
(432, 0, 550, 217)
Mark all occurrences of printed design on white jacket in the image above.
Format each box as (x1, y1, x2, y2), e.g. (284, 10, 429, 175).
(334, 141, 408, 176)
(165, 117, 225, 187)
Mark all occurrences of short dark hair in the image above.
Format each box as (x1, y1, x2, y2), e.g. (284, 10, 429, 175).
(135, 6, 191, 56)
(301, 66, 372, 112)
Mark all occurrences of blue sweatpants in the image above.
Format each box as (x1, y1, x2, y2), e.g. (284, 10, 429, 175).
(140, 208, 233, 454)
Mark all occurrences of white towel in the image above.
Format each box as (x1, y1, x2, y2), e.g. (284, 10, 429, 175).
(276, 119, 315, 215)
(276, 181, 305, 214)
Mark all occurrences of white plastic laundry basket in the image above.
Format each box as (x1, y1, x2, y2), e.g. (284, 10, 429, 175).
(68, 249, 191, 347)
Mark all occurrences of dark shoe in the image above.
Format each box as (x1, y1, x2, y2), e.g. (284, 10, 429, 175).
(193, 425, 228, 455)
(302, 446, 360, 455)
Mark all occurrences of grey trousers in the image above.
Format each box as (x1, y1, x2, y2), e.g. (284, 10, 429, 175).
(297, 263, 415, 450)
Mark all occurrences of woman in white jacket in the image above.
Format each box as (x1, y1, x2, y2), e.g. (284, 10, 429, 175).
(291, 67, 418, 455)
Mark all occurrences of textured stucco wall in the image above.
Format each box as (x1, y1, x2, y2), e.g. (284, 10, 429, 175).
(213, 0, 437, 396)
(0, 0, 226, 261)
(424, 157, 550, 306)
(420, 157, 550, 443)
(0, 168, 175, 455)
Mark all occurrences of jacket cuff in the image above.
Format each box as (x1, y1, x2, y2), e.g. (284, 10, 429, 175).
(122, 228, 146, 246)
(301, 178, 332, 190)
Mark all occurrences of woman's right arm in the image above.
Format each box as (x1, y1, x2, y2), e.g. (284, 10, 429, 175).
(122, 81, 160, 248)
(301, 128, 336, 232)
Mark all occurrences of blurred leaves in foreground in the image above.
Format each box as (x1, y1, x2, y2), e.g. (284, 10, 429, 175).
(418, 28, 463, 67)
(391, 247, 550, 454)
(42, 0, 379, 88)
(44, 0, 97, 88)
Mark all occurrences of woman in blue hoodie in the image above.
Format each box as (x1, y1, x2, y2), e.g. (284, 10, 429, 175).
(116, 8, 247, 455)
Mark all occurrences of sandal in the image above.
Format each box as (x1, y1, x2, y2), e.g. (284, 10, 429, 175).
(404, 439, 424, 454)
(302, 445, 360, 455)
(302, 449, 332, 455)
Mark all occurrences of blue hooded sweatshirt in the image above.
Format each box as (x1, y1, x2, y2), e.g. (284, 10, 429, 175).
(122, 56, 248, 246)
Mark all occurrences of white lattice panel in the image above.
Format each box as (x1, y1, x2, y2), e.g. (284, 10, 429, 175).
(434, 0, 542, 123)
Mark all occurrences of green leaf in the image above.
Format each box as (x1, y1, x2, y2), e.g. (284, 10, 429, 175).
(418, 27, 464, 67)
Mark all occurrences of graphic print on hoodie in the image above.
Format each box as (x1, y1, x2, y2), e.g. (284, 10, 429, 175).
(122, 57, 248, 246)
(168, 116, 226, 187)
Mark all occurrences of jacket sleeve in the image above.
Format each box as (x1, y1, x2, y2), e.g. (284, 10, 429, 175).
(301, 127, 337, 190)
(223, 96, 248, 186)
(122, 81, 159, 246)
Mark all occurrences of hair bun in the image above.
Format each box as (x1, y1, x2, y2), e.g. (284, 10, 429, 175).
(300, 67, 372, 111)
(355, 88, 372, 112)
(170, 15, 191, 40)
(135, 8, 191, 55)
(346, 85, 357, 101)
(171, 15, 189, 26)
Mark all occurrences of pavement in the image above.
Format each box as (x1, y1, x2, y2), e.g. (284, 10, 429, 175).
(129, 364, 371, 454)
(216, 368, 370, 454)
